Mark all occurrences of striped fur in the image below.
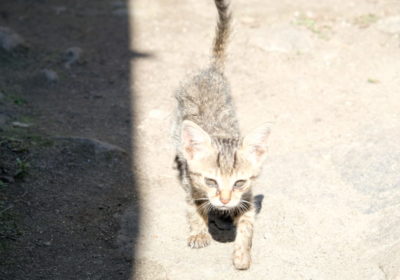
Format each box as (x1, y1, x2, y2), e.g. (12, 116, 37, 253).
(214, 137, 239, 175)
(212, 0, 232, 70)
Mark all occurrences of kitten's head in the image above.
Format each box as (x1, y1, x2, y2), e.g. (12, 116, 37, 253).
(181, 120, 270, 210)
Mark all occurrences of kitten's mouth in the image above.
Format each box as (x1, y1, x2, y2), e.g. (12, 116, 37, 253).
(217, 205, 232, 211)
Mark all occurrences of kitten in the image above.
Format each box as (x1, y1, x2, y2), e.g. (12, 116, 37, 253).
(174, 0, 270, 270)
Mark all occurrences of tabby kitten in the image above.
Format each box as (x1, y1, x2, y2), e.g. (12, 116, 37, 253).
(174, 0, 270, 270)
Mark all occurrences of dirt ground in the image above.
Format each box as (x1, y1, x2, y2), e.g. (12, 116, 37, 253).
(1, 0, 400, 279)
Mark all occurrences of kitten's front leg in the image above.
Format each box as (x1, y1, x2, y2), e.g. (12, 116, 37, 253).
(187, 202, 211, 249)
(233, 208, 255, 270)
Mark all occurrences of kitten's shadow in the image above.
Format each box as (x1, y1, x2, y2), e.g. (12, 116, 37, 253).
(208, 211, 236, 243)
(208, 194, 264, 243)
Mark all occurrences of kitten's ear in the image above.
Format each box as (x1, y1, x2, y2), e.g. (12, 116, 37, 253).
(242, 124, 271, 166)
(181, 120, 212, 161)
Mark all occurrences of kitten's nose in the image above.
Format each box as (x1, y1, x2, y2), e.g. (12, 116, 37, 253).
(219, 190, 231, 204)
(220, 197, 230, 204)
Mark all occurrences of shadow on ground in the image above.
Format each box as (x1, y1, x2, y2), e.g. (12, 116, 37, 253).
(208, 194, 264, 242)
(0, 0, 144, 279)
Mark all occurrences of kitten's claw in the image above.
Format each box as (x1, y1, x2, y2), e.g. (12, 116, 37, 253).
(187, 233, 211, 248)
(233, 251, 251, 270)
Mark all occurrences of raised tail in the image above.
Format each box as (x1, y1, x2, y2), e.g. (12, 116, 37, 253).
(212, 0, 232, 71)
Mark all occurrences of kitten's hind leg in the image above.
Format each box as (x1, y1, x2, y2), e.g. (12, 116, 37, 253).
(187, 202, 211, 248)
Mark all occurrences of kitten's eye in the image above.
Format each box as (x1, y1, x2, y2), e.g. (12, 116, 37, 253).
(233, 180, 246, 189)
(204, 178, 218, 188)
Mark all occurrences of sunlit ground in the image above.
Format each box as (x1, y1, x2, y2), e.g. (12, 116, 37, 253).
(128, 0, 400, 279)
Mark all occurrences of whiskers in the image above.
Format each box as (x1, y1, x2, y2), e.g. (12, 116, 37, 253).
(214, 199, 252, 216)
(240, 198, 252, 206)
(195, 198, 214, 215)
(194, 197, 253, 216)
(234, 198, 252, 215)
(193, 197, 210, 202)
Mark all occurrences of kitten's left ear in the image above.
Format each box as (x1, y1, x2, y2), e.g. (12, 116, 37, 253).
(181, 120, 212, 161)
(242, 124, 271, 166)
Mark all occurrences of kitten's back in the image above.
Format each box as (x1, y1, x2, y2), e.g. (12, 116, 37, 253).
(176, 68, 239, 139)
(175, 0, 238, 139)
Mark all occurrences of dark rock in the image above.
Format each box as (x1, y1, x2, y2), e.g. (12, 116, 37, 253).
(64, 47, 82, 68)
(0, 26, 26, 51)
(42, 69, 59, 83)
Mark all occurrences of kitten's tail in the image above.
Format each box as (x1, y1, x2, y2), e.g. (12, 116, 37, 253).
(212, 0, 231, 71)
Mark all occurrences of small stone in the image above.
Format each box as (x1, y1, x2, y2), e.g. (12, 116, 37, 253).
(240, 16, 259, 28)
(0, 26, 26, 51)
(0, 175, 14, 183)
(42, 69, 59, 83)
(53, 6, 67, 15)
(376, 16, 400, 34)
(367, 78, 380, 84)
(12, 121, 31, 128)
(55, 137, 126, 159)
(64, 47, 82, 68)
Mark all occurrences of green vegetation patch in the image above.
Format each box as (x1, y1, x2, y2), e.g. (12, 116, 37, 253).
(354, 14, 379, 28)
(293, 13, 333, 40)
(0, 132, 52, 256)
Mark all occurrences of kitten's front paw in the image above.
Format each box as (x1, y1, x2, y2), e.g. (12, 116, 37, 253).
(187, 233, 211, 249)
(233, 250, 251, 270)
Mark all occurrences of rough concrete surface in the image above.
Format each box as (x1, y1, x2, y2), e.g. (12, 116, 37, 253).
(0, 0, 399, 279)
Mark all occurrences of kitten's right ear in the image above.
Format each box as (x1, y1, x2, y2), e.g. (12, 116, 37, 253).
(181, 120, 212, 161)
(242, 124, 271, 167)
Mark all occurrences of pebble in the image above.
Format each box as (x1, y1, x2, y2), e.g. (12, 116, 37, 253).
(12, 121, 31, 128)
(0, 26, 25, 51)
(42, 69, 59, 83)
(240, 16, 259, 28)
(55, 137, 126, 158)
(53, 6, 67, 15)
(0, 175, 14, 183)
(64, 47, 82, 68)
